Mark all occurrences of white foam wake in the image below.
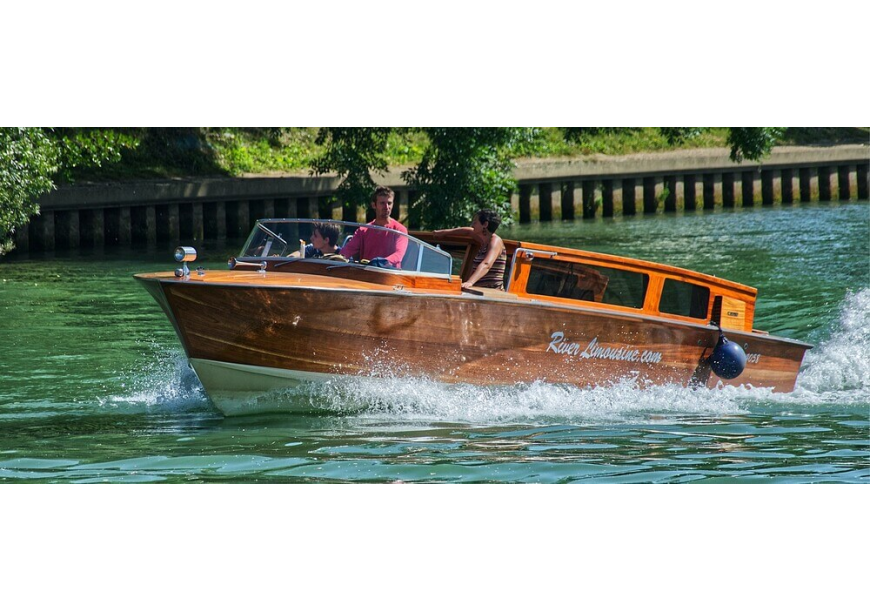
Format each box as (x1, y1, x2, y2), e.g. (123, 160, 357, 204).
(303, 375, 746, 424)
(100, 351, 210, 413)
(792, 287, 870, 404)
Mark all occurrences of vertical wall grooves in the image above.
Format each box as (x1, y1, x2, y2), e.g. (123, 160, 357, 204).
(13, 150, 870, 253)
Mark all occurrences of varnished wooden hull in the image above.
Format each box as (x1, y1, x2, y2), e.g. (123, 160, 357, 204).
(136, 271, 810, 415)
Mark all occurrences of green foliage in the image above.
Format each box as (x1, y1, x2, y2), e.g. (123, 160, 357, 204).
(0, 128, 139, 254)
(727, 127, 786, 162)
(383, 130, 430, 165)
(310, 128, 538, 228)
(209, 128, 321, 175)
(659, 127, 706, 144)
(403, 128, 536, 229)
(311, 128, 394, 212)
(52, 128, 139, 182)
(658, 186, 671, 206)
(3, 126, 826, 255)
(780, 127, 869, 145)
(543, 127, 728, 156)
(292, 127, 793, 228)
(542, 128, 793, 162)
(0, 128, 58, 253)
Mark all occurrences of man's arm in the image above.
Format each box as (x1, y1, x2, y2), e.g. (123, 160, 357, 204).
(385, 233, 408, 268)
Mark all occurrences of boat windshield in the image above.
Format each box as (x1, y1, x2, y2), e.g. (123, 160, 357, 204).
(239, 219, 453, 276)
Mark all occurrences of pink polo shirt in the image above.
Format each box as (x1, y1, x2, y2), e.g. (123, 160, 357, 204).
(340, 218, 408, 268)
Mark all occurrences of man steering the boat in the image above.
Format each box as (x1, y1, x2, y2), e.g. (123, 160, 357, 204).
(340, 186, 408, 268)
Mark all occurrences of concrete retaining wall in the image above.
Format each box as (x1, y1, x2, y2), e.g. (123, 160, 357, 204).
(14, 144, 869, 253)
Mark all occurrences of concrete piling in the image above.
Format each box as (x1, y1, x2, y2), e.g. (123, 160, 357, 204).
(857, 163, 869, 200)
(561, 181, 575, 221)
(818, 167, 833, 201)
(781, 168, 794, 204)
(601, 180, 614, 217)
(683, 174, 697, 211)
(837, 166, 850, 201)
(582, 180, 597, 219)
(539, 182, 554, 222)
(722, 173, 735, 208)
(664, 175, 677, 212)
(762, 170, 775, 205)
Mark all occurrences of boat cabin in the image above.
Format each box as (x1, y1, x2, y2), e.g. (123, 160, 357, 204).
(417, 231, 758, 333)
(234, 219, 758, 333)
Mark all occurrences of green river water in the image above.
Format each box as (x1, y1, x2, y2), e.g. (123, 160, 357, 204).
(1, 202, 867, 483)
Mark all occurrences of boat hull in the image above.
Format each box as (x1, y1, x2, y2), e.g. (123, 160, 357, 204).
(137, 273, 809, 416)
(188, 358, 339, 416)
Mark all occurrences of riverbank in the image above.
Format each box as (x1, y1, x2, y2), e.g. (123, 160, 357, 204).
(12, 143, 870, 253)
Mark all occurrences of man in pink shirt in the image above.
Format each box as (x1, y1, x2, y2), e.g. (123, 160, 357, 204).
(341, 186, 408, 268)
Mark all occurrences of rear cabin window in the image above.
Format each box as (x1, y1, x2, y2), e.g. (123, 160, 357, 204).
(659, 279, 710, 319)
(526, 260, 648, 309)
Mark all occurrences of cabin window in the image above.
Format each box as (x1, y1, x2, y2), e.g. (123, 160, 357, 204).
(659, 279, 710, 319)
(526, 260, 648, 309)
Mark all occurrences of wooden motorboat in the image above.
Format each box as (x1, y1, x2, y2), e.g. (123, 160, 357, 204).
(135, 218, 811, 415)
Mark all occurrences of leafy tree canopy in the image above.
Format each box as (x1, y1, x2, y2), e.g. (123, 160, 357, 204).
(0, 128, 138, 254)
(311, 127, 393, 217)
(726, 127, 786, 162)
(402, 128, 536, 228)
(0, 128, 58, 254)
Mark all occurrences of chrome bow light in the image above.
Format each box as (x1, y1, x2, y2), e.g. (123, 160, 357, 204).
(174, 246, 197, 278)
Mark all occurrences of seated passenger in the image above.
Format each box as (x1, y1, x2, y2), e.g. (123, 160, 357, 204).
(291, 221, 345, 260)
(305, 221, 344, 259)
(432, 209, 507, 290)
(340, 186, 408, 268)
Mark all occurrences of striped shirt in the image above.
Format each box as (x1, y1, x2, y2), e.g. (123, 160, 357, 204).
(471, 243, 507, 289)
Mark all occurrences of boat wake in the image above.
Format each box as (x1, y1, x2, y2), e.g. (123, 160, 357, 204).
(296, 289, 870, 422)
(302, 375, 748, 424)
(790, 287, 870, 404)
(100, 352, 211, 414)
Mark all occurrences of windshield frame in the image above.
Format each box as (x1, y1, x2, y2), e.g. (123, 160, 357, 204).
(239, 218, 453, 278)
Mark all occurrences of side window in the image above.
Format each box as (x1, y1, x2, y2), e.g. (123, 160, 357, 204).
(526, 260, 648, 309)
(659, 279, 710, 319)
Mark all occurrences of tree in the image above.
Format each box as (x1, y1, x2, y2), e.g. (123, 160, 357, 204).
(311, 128, 393, 220)
(0, 128, 137, 255)
(0, 128, 58, 254)
(312, 128, 536, 229)
(726, 127, 786, 162)
(403, 128, 535, 228)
